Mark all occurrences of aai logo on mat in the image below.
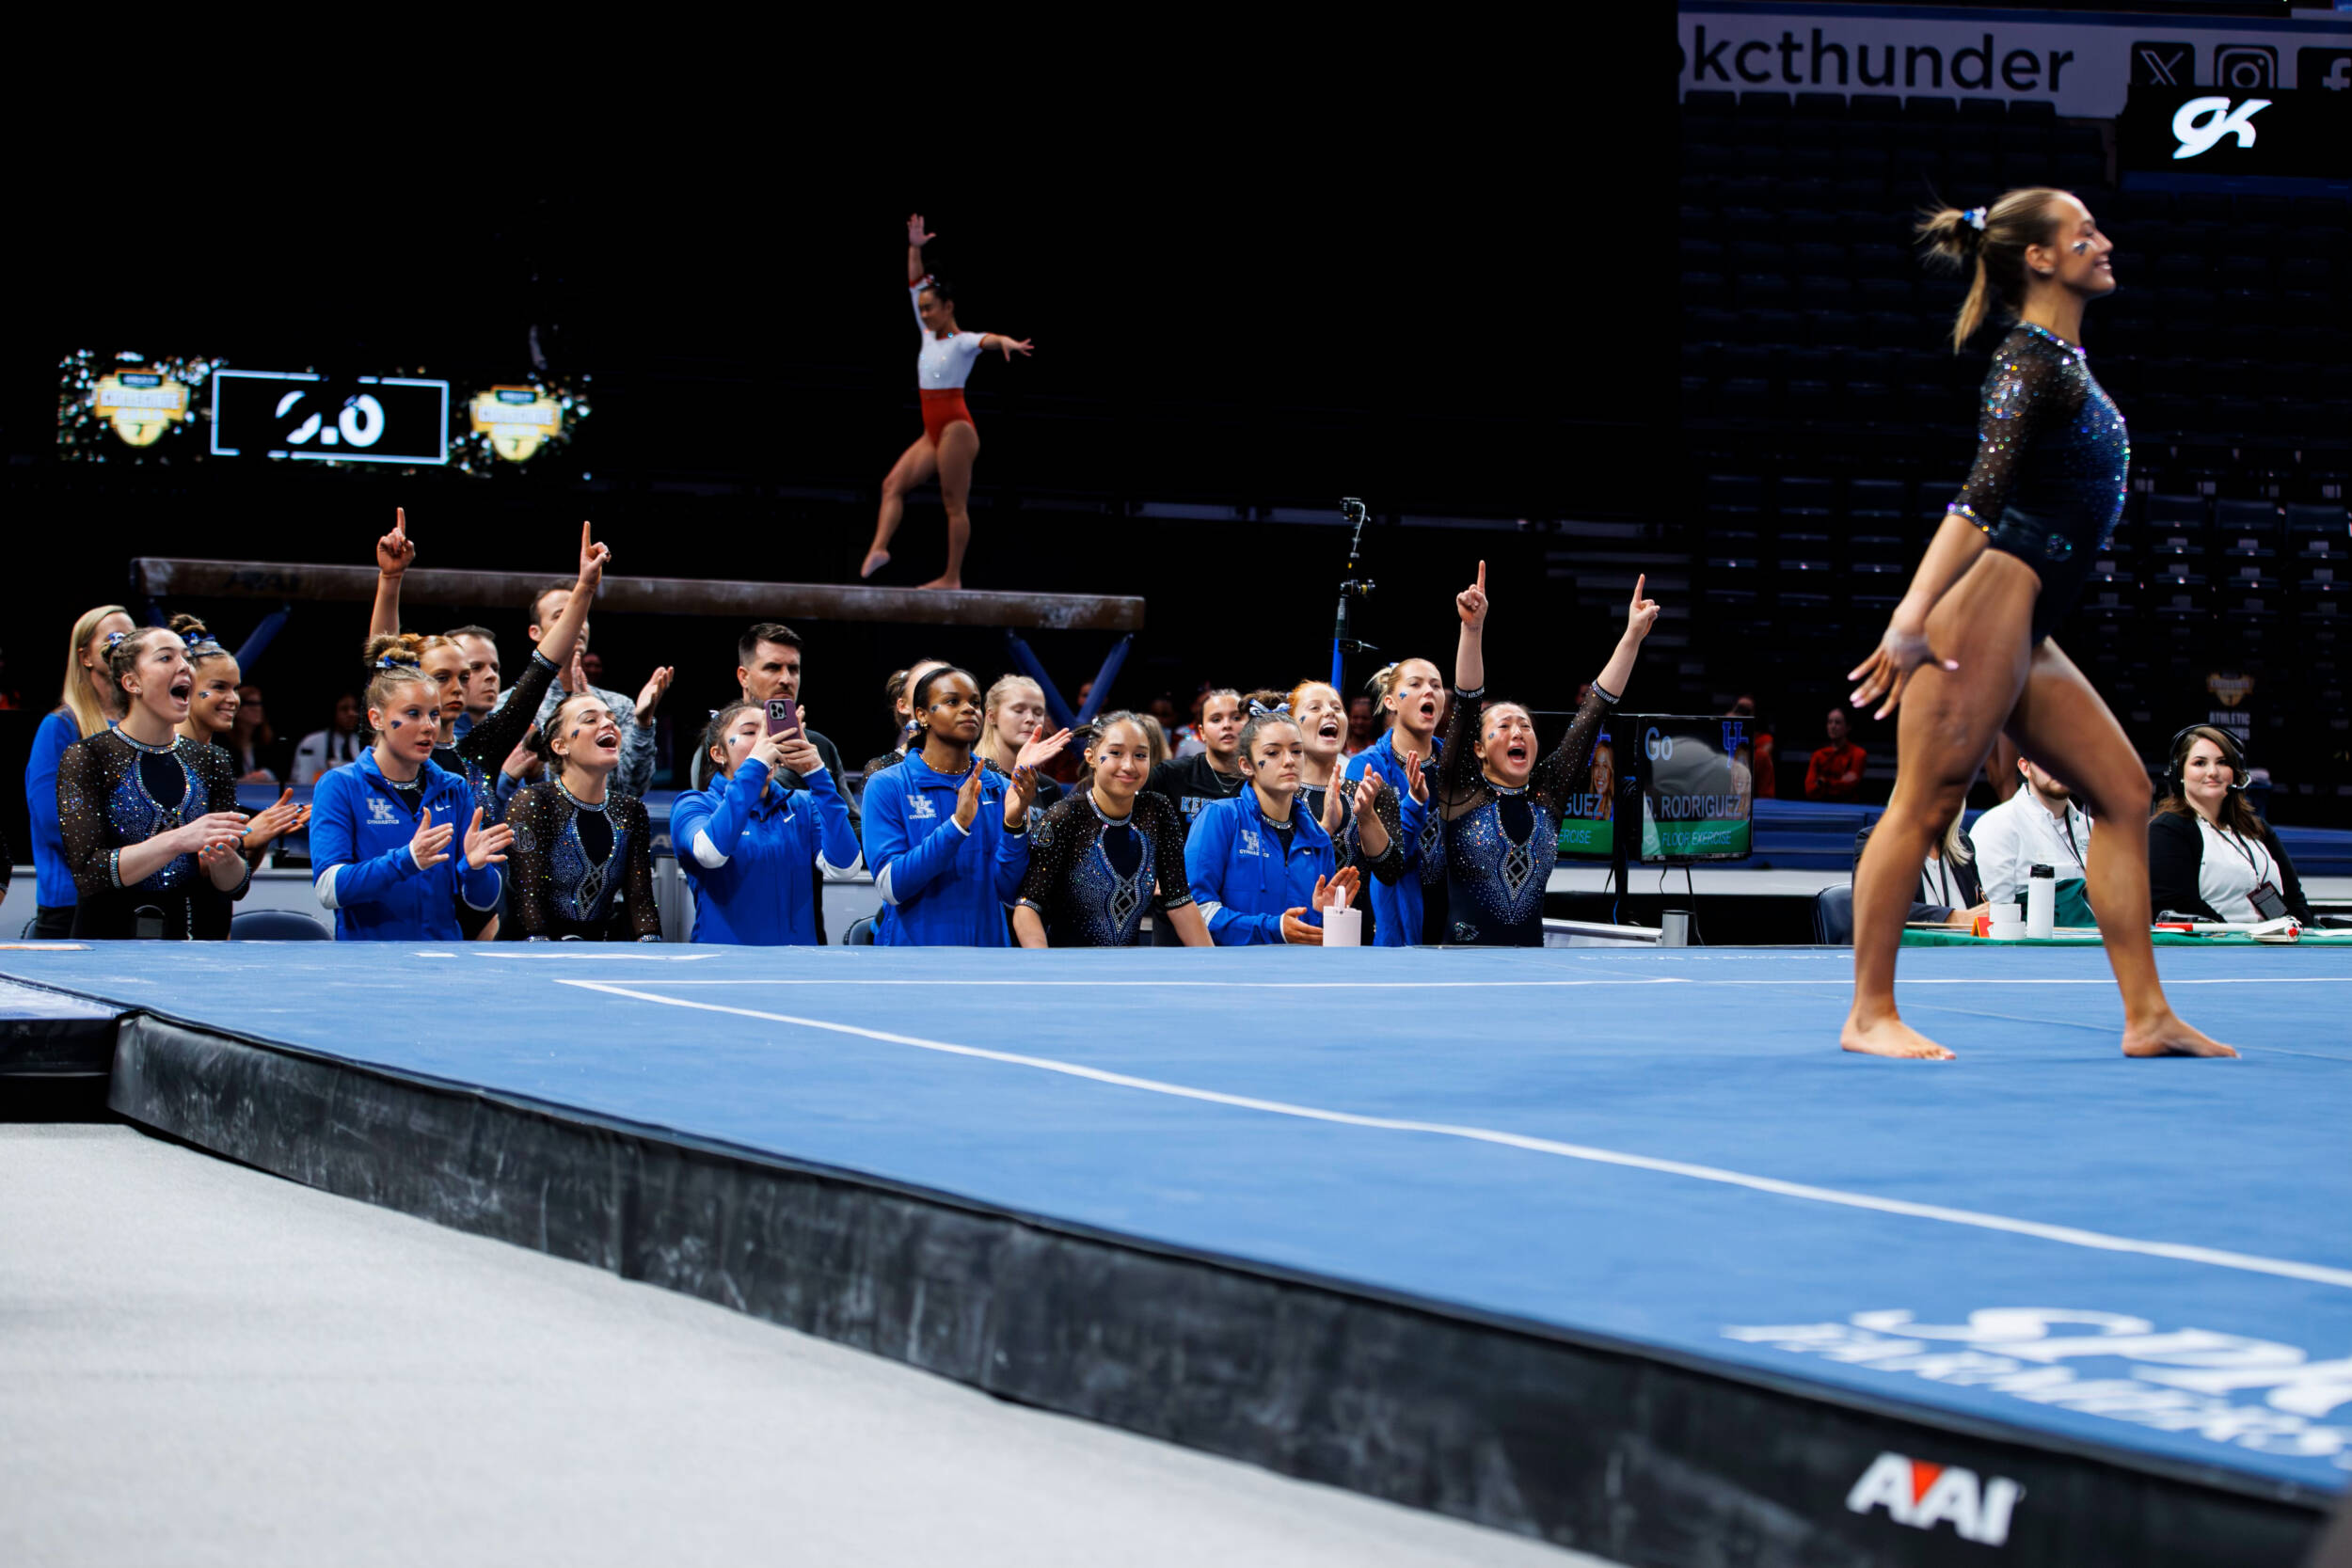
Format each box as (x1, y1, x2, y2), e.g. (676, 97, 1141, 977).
(1846, 1452, 2023, 1545)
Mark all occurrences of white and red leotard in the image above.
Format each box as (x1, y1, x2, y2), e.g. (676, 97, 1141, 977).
(914, 276, 982, 442)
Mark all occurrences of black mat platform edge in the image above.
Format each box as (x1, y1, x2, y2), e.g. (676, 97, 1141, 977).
(103, 1009, 2328, 1568)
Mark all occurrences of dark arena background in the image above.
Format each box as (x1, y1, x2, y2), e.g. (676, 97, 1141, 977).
(4, 11, 2350, 1568)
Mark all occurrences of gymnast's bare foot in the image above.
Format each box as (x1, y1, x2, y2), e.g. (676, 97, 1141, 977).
(917, 575, 962, 591)
(1841, 1014, 1956, 1060)
(2122, 1013, 2239, 1058)
(859, 548, 891, 579)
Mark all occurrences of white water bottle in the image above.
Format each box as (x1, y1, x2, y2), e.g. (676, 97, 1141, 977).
(2026, 864, 2056, 940)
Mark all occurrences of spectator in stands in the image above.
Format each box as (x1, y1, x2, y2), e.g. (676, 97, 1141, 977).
(580, 650, 604, 687)
(309, 640, 507, 942)
(227, 683, 278, 783)
(1804, 708, 1866, 802)
(1146, 688, 1246, 825)
(1970, 754, 2091, 912)
(24, 604, 136, 938)
(1344, 694, 1377, 758)
(674, 703, 860, 945)
(1844, 187, 2230, 1058)
(1853, 805, 1986, 928)
(169, 616, 306, 869)
(861, 666, 1051, 946)
(291, 692, 366, 785)
(1184, 708, 1357, 945)
(1014, 713, 1209, 948)
(53, 625, 253, 939)
(1731, 696, 1773, 799)
(2149, 726, 2314, 926)
(864, 658, 949, 776)
(506, 692, 660, 942)
(1344, 658, 1448, 947)
(977, 674, 1066, 831)
(1172, 686, 1211, 759)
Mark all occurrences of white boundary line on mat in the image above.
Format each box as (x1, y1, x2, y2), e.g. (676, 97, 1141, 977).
(551, 974, 2352, 990)
(558, 978, 2352, 1291)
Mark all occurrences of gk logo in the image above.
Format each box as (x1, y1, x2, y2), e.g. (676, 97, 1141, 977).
(2172, 95, 2269, 160)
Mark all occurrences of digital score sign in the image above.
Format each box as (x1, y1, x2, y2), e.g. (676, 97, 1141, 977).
(210, 370, 451, 466)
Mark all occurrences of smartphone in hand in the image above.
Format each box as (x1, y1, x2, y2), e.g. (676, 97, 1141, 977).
(765, 697, 801, 737)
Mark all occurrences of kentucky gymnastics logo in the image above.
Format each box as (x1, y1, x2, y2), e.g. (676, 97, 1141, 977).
(1845, 1452, 2022, 1545)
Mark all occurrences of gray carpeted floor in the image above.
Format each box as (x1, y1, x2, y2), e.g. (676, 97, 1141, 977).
(0, 1124, 1606, 1567)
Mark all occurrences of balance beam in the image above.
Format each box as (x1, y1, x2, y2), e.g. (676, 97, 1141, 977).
(131, 559, 1143, 633)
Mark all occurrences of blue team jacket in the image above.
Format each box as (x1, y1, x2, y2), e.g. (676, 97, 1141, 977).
(1184, 788, 1336, 946)
(24, 710, 82, 909)
(1344, 731, 1440, 947)
(674, 759, 860, 946)
(310, 750, 501, 941)
(860, 752, 1031, 946)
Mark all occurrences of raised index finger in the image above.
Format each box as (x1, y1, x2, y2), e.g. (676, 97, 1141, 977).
(1475, 560, 1486, 594)
(1633, 572, 1647, 603)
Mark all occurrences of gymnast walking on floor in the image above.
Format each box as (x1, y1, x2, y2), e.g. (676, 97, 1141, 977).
(1843, 189, 2232, 1059)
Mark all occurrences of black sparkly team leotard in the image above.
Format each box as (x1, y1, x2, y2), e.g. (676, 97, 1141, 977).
(506, 782, 661, 940)
(1948, 321, 2129, 644)
(1016, 789, 1193, 947)
(55, 730, 247, 938)
(1431, 682, 1618, 947)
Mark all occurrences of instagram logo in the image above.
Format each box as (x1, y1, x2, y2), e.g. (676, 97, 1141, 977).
(2214, 43, 2277, 91)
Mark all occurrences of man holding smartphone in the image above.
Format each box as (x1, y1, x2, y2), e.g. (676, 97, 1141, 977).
(706, 623, 857, 829)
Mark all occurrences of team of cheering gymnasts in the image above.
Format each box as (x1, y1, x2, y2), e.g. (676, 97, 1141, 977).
(24, 190, 2234, 1056)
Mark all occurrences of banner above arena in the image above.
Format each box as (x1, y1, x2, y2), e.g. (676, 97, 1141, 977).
(1677, 3, 2352, 120)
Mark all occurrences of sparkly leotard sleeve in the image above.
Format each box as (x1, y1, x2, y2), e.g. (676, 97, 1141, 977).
(1948, 322, 2129, 643)
(56, 731, 247, 939)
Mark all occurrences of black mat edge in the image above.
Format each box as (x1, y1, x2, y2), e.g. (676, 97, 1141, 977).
(99, 1009, 2328, 1568)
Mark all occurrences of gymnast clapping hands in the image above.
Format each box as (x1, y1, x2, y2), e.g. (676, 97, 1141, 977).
(862, 666, 1066, 946)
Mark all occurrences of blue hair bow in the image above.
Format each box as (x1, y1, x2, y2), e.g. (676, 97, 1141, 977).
(1247, 700, 1290, 718)
(1964, 206, 1988, 231)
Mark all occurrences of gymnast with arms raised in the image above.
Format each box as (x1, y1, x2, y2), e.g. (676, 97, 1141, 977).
(860, 213, 1033, 590)
(1843, 190, 2232, 1060)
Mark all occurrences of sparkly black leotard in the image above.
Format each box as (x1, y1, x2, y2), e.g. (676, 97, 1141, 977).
(437, 649, 559, 824)
(1016, 789, 1194, 946)
(56, 730, 247, 939)
(507, 782, 660, 940)
(1948, 322, 2128, 644)
(1431, 682, 1617, 947)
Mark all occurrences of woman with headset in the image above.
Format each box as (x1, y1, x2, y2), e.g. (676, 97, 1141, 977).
(2148, 726, 2314, 927)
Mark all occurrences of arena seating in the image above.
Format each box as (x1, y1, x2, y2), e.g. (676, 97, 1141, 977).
(1679, 89, 2350, 819)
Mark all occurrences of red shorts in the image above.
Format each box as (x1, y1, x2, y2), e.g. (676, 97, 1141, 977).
(920, 388, 975, 444)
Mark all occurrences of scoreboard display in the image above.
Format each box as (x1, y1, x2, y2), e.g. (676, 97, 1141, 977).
(210, 370, 451, 466)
